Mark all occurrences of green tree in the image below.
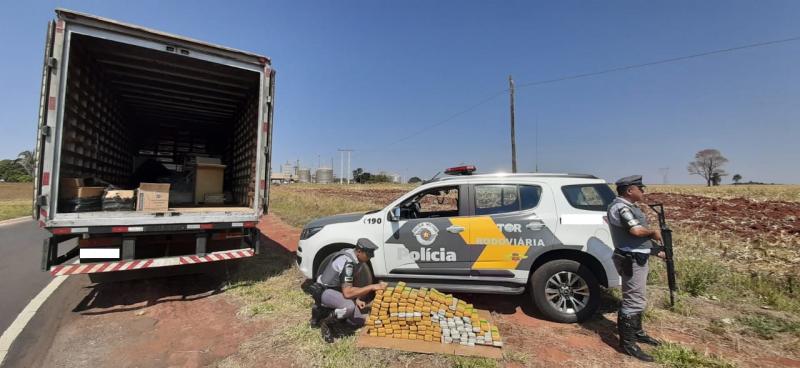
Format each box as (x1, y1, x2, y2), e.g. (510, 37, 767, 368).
(687, 149, 728, 187)
(368, 174, 392, 183)
(732, 174, 742, 184)
(0, 160, 32, 182)
(15, 150, 34, 176)
(408, 176, 422, 184)
(352, 168, 364, 183)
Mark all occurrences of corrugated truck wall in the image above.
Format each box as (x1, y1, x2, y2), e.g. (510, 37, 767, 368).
(60, 37, 133, 185)
(226, 94, 258, 207)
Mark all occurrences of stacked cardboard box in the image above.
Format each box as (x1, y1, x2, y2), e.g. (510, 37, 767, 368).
(365, 282, 502, 347)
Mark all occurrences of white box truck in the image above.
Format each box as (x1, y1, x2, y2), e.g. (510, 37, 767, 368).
(33, 9, 275, 278)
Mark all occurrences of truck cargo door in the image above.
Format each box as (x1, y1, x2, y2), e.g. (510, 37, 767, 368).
(33, 19, 66, 221)
(260, 67, 275, 215)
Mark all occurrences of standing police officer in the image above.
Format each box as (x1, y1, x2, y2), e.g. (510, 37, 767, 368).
(608, 175, 664, 362)
(310, 238, 387, 343)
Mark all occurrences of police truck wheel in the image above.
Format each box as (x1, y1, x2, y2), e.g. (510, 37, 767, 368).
(530, 259, 600, 323)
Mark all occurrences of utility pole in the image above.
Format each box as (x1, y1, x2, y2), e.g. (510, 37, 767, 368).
(509, 75, 517, 173)
(659, 167, 670, 184)
(338, 150, 345, 184)
(535, 115, 539, 173)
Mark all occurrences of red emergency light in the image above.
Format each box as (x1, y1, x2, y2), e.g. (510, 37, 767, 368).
(445, 165, 476, 175)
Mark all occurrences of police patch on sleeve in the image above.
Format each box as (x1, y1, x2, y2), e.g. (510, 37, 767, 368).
(343, 263, 354, 283)
(619, 207, 641, 229)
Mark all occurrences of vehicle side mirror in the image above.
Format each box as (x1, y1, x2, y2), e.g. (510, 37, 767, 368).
(388, 207, 401, 222)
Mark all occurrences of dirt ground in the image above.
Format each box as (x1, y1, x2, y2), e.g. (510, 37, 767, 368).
(646, 193, 800, 243)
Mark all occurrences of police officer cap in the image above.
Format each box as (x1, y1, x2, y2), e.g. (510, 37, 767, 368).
(356, 238, 379, 252)
(615, 175, 645, 188)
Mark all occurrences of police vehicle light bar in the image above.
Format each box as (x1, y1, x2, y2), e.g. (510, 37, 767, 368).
(444, 165, 476, 175)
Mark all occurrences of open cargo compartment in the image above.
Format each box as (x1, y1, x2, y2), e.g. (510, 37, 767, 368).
(40, 13, 272, 228)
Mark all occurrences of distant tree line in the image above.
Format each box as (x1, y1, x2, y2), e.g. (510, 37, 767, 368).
(0, 150, 34, 182)
(352, 168, 393, 184)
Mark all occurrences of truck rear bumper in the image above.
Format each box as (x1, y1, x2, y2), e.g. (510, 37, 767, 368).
(49, 248, 254, 276)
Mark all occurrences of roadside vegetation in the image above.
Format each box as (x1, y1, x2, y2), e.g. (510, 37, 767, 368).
(651, 343, 735, 368)
(0, 182, 32, 220)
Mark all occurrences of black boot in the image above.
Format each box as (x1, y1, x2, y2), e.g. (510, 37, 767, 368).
(309, 305, 330, 329)
(633, 313, 661, 346)
(618, 312, 654, 362)
(320, 314, 339, 343)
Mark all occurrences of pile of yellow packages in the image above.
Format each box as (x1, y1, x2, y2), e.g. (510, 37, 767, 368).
(365, 282, 502, 347)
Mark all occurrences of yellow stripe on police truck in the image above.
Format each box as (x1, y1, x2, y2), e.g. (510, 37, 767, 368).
(448, 216, 531, 270)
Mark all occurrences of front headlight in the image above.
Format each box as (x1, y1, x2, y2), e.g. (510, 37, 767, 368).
(300, 226, 323, 240)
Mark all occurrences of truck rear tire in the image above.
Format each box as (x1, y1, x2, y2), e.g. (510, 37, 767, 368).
(530, 259, 600, 323)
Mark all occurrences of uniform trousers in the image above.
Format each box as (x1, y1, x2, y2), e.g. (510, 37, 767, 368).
(613, 252, 649, 315)
(320, 288, 366, 326)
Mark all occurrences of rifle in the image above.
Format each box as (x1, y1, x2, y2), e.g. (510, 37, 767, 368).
(648, 203, 677, 307)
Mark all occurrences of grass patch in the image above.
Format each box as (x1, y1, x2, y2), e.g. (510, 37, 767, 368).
(652, 342, 735, 368)
(675, 258, 723, 297)
(0, 183, 34, 220)
(450, 356, 498, 368)
(0, 200, 31, 220)
(502, 349, 531, 365)
(663, 294, 693, 317)
(737, 314, 800, 339)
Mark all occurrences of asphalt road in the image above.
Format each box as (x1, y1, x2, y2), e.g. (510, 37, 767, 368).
(0, 220, 53, 334)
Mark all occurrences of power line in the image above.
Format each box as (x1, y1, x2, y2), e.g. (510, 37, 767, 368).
(363, 89, 507, 152)
(516, 35, 800, 89)
(363, 35, 800, 152)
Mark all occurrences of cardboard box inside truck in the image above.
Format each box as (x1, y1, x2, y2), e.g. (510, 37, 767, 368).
(136, 183, 170, 212)
(59, 178, 101, 200)
(194, 163, 226, 204)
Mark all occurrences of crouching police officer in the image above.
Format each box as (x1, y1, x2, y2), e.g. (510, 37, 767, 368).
(308, 238, 387, 343)
(608, 175, 665, 362)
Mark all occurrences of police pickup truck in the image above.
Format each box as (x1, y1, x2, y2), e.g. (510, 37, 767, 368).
(296, 166, 619, 322)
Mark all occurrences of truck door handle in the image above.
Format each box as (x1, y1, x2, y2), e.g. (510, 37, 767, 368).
(526, 221, 545, 231)
(446, 226, 465, 234)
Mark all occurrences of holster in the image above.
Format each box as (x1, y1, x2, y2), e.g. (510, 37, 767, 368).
(633, 252, 649, 267)
(306, 282, 327, 305)
(615, 253, 633, 277)
(621, 254, 634, 277)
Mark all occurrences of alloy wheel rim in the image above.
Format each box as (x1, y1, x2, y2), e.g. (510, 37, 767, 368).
(544, 271, 590, 314)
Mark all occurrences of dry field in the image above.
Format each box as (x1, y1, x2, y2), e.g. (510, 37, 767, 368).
(649, 184, 800, 203)
(0, 182, 33, 220)
(268, 183, 413, 228)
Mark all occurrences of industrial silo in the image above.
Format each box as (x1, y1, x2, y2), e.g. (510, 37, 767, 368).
(315, 167, 334, 184)
(298, 169, 311, 183)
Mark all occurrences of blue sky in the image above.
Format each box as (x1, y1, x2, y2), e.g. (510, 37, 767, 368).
(2, 1, 799, 184)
